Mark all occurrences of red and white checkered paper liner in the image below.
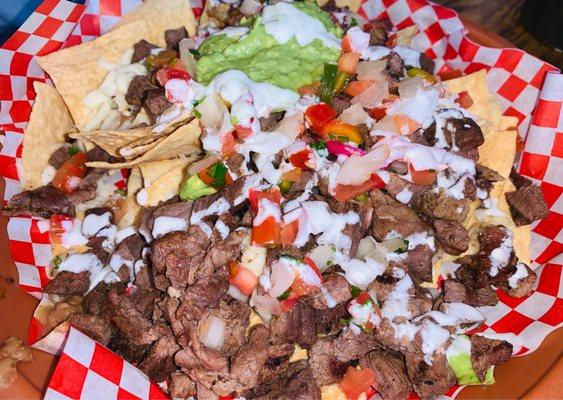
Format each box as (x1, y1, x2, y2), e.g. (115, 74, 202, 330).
(0, 0, 561, 399)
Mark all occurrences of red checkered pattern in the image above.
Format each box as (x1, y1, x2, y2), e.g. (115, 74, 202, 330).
(0, 0, 561, 399)
(44, 327, 168, 400)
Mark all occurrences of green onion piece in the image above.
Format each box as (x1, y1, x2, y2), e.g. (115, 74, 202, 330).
(333, 71, 351, 93)
(52, 255, 62, 269)
(320, 63, 338, 104)
(277, 288, 292, 301)
(396, 238, 410, 254)
(310, 139, 326, 151)
(354, 193, 369, 202)
(208, 162, 228, 188)
(67, 145, 80, 156)
(279, 179, 294, 194)
(350, 286, 362, 298)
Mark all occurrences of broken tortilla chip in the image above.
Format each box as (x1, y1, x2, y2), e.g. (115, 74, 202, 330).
(477, 128, 517, 179)
(86, 118, 202, 169)
(70, 125, 157, 157)
(37, 0, 195, 132)
(114, 0, 196, 37)
(117, 165, 143, 228)
(21, 82, 76, 190)
(120, 135, 169, 160)
(139, 156, 199, 206)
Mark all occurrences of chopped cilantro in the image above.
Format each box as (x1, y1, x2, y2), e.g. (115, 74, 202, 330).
(194, 109, 202, 119)
(354, 193, 369, 202)
(189, 49, 200, 58)
(326, 260, 333, 266)
(350, 18, 359, 27)
(52, 255, 62, 269)
(67, 145, 80, 156)
(277, 289, 292, 301)
(340, 318, 351, 325)
(395, 238, 409, 254)
(114, 188, 127, 196)
(310, 140, 326, 151)
(350, 286, 362, 298)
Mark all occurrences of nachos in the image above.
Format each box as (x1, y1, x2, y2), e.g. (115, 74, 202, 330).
(4, 0, 551, 399)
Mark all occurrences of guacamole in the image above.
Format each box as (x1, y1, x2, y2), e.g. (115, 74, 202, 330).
(196, 2, 343, 91)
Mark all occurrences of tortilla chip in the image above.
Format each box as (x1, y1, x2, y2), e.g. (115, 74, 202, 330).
(70, 125, 156, 157)
(120, 135, 168, 160)
(477, 128, 517, 179)
(86, 118, 202, 169)
(316, 0, 362, 12)
(114, 0, 196, 37)
(139, 157, 198, 206)
(37, 0, 196, 132)
(443, 70, 502, 133)
(117, 165, 143, 228)
(21, 82, 76, 190)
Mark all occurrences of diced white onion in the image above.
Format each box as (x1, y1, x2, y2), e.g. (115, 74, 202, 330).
(187, 154, 221, 175)
(269, 261, 294, 298)
(351, 81, 389, 109)
(227, 284, 249, 303)
(398, 76, 424, 99)
(339, 103, 370, 125)
(196, 94, 229, 131)
(240, 0, 262, 15)
(199, 315, 226, 350)
(336, 144, 390, 186)
(307, 245, 335, 272)
(356, 60, 387, 81)
(241, 245, 267, 277)
(251, 293, 282, 316)
(179, 38, 197, 79)
(356, 236, 378, 260)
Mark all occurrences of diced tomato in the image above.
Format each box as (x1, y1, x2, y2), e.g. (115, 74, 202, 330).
(280, 296, 300, 312)
(333, 174, 385, 202)
(438, 68, 463, 81)
(156, 67, 191, 86)
(340, 366, 377, 400)
(220, 131, 238, 158)
(219, 397, 234, 400)
(289, 148, 313, 169)
(385, 33, 397, 48)
(229, 263, 258, 296)
(291, 275, 317, 297)
(305, 103, 337, 132)
(409, 164, 438, 185)
(280, 167, 302, 183)
(234, 124, 253, 139)
(198, 163, 232, 188)
(298, 82, 320, 97)
(362, 22, 374, 32)
(343, 80, 375, 97)
(455, 91, 474, 109)
(280, 219, 299, 247)
(168, 58, 186, 71)
(49, 214, 72, 245)
(368, 106, 387, 120)
(304, 257, 322, 280)
(338, 52, 361, 74)
(516, 134, 526, 152)
(392, 114, 420, 135)
(341, 35, 354, 53)
(249, 187, 282, 213)
(198, 168, 215, 186)
(320, 120, 363, 144)
(52, 152, 88, 194)
(356, 291, 371, 305)
(365, 387, 377, 398)
(252, 216, 281, 246)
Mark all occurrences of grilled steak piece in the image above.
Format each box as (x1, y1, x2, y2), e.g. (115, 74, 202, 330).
(415, 189, 471, 223)
(256, 365, 320, 400)
(432, 219, 469, 255)
(419, 53, 435, 74)
(369, 26, 388, 46)
(82, 282, 110, 315)
(139, 199, 192, 241)
(44, 271, 90, 296)
(360, 348, 412, 400)
(386, 51, 405, 78)
(68, 313, 113, 345)
(331, 93, 352, 115)
(169, 372, 196, 399)
(470, 335, 512, 382)
(203, 229, 248, 273)
(126, 74, 153, 106)
(176, 271, 229, 322)
(48, 145, 71, 168)
(310, 273, 351, 309)
(143, 88, 171, 122)
(443, 279, 498, 307)
(259, 111, 285, 131)
(111, 233, 145, 273)
(108, 332, 150, 364)
(6, 185, 75, 218)
(505, 185, 549, 226)
(370, 189, 427, 240)
(132, 39, 158, 63)
(270, 298, 317, 348)
(165, 27, 188, 51)
(405, 351, 457, 399)
(150, 226, 211, 291)
(230, 324, 271, 390)
(205, 298, 251, 357)
(403, 244, 434, 284)
(509, 168, 532, 188)
(446, 117, 484, 151)
(139, 334, 180, 382)
(476, 164, 504, 194)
